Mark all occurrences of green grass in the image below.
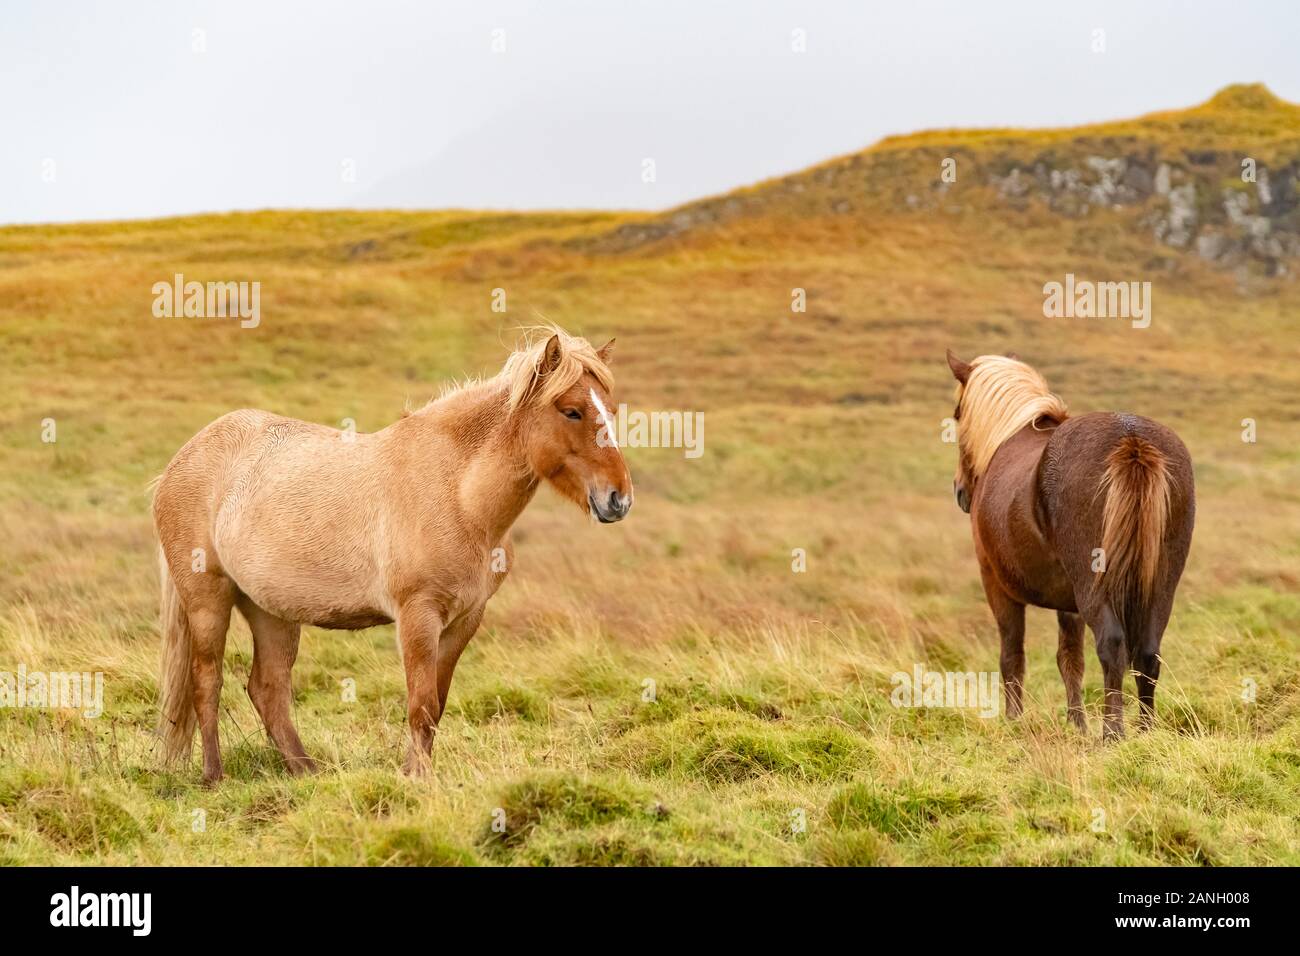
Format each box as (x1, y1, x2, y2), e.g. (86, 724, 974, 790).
(1, 88, 1299, 865)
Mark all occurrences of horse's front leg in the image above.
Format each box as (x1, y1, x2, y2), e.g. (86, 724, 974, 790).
(436, 607, 485, 718)
(979, 565, 1026, 719)
(397, 597, 445, 776)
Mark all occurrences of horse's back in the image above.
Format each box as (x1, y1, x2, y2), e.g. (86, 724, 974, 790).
(156, 408, 400, 625)
(1043, 411, 1193, 507)
(154, 409, 277, 537)
(1041, 411, 1195, 606)
(155, 411, 345, 572)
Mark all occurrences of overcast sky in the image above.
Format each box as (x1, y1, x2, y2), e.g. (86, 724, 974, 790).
(3, 0, 1298, 225)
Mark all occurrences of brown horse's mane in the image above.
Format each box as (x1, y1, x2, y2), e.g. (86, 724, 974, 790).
(956, 355, 1068, 478)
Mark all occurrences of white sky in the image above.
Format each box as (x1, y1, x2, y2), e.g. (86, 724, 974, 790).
(3, 0, 1299, 225)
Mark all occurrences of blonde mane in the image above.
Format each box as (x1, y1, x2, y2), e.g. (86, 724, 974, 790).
(500, 326, 614, 413)
(418, 326, 614, 416)
(956, 355, 1068, 477)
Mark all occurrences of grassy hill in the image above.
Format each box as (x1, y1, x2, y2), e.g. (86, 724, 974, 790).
(1, 86, 1298, 865)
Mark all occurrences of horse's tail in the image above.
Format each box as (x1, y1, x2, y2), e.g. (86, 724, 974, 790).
(157, 545, 196, 764)
(1096, 434, 1172, 634)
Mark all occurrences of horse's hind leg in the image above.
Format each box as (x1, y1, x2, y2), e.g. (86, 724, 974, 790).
(1055, 611, 1087, 732)
(1088, 604, 1128, 741)
(1133, 597, 1174, 732)
(1133, 649, 1160, 732)
(236, 594, 316, 775)
(186, 575, 236, 786)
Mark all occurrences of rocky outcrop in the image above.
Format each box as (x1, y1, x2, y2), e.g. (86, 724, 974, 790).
(983, 152, 1300, 271)
(575, 85, 1300, 275)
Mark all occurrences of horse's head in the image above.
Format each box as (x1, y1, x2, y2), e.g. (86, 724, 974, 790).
(947, 348, 1062, 515)
(508, 330, 633, 523)
(946, 349, 975, 513)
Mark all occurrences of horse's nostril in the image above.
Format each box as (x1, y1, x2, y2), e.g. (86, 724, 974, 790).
(608, 491, 620, 511)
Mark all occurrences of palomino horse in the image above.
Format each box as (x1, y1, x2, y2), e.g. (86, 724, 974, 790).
(946, 351, 1194, 739)
(153, 329, 632, 783)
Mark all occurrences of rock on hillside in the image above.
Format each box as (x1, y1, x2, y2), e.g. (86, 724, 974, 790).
(581, 84, 1300, 276)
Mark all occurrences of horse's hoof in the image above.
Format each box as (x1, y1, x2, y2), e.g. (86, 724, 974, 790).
(402, 754, 432, 778)
(286, 756, 319, 776)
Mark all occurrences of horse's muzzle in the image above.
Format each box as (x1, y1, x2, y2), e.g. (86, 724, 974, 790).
(590, 489, 632, 523)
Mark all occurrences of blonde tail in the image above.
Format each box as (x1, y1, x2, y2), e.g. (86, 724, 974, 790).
(1097, 435, 1172, 626)
(157, 546, 195, 763)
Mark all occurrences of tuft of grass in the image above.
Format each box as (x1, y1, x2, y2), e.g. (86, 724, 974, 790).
(4, 779, 145, 855)
(1123, 806, 1221, 866)
(826, 781, 990, 840)
(344, 774, 422, 819)
(608, 711, 865, 784)
(454, 684, 549, 724)
(480, 772, 658, 856)
(475, 777, 764, 866)
(364, 826, 480, 867)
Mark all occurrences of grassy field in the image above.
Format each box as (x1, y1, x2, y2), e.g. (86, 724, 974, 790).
(2, 91, 1299, 866)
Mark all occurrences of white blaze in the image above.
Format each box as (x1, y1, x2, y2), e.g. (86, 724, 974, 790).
(590, 387, 617, 448)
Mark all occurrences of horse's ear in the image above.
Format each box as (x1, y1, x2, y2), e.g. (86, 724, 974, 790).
(1006, 350, 1021, 361)
(538, 334, 563, 378)
(946, 349, 971, 385)
(597, 338, 616, 365)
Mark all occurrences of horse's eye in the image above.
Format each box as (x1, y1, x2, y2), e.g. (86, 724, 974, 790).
(563, 409, 582, 421)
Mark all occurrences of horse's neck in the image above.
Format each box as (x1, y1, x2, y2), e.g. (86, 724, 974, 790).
(986, 424, 1056, 503)
(457, 431, 538, 540)
(399, 384, 537, 542)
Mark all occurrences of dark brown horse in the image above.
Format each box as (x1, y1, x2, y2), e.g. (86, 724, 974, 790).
(946, 351, 1194, 739)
